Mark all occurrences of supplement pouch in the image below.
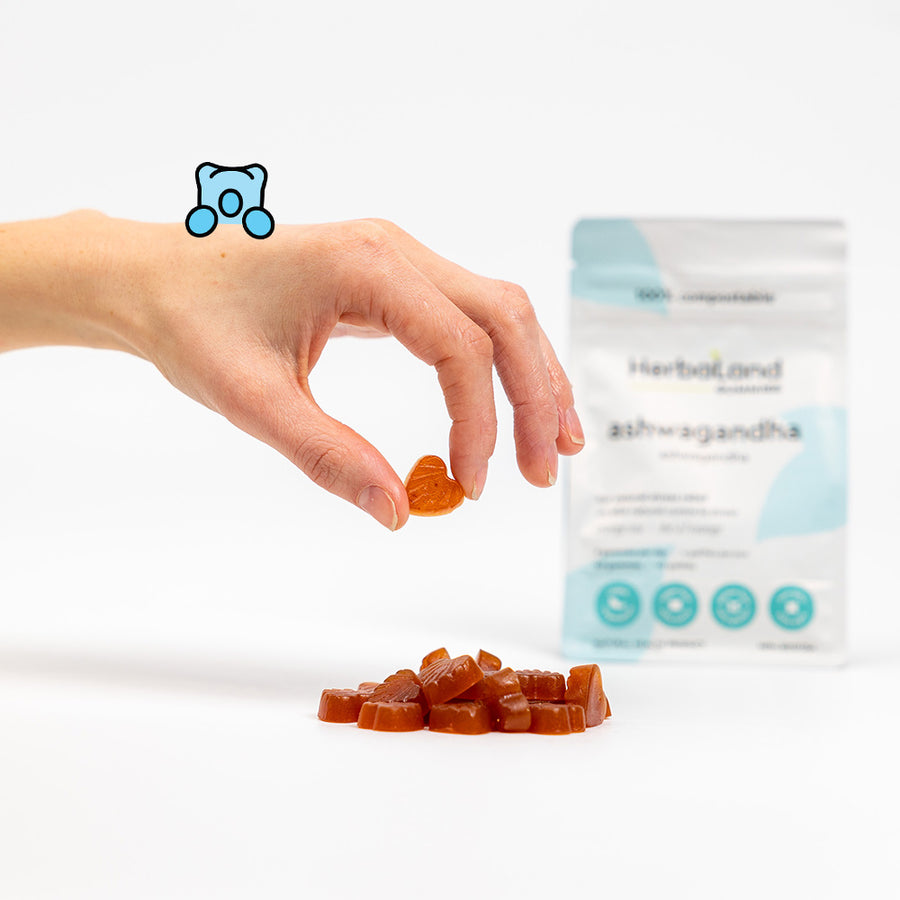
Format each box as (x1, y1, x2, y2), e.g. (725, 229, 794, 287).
(564, 220, 846, 664)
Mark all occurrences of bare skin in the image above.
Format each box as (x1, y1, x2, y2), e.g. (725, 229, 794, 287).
(0, 211, 584, 529)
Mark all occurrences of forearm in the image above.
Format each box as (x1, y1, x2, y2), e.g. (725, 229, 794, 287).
(0, 210, 147, 356)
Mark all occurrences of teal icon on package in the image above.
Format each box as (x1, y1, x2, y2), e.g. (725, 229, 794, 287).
(770, 586, 814, 630)
(712, 584, 756, 629)
(596, 582, 640, 626)
(653, 583, 698, 627)
(185, 163, 274, 239)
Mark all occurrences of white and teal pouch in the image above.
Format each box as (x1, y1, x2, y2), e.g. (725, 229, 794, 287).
(564, 220, 847, 664)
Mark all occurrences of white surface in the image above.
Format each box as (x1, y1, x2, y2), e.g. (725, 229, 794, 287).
(1, 1, 899, 898)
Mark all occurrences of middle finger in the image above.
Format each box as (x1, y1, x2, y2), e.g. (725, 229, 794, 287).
(369, 220, 560, 487)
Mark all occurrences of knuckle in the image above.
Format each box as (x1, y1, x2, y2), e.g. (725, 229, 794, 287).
(293, 437, 347, 492)
(515, 394, 558, 422)
(69, 208, 108, 224)
(458, 321, 493, 361)
(516, 409, 559, 448)
(363, 217, 398, 235)
(548, 366, 575, 401)
(495, 280, 536, 329)
(350, 219, 390, 255)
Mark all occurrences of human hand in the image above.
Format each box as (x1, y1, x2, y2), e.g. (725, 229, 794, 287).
(3, 213, 585, 529)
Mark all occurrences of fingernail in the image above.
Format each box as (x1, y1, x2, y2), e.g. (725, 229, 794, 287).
(471, 466, 488, 501)
(356, 486, 399, 531)
(564, 407, 585, 445)
(547, 450, 558, 487)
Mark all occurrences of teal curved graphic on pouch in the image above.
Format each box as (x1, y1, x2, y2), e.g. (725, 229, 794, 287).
(757, 406, 846, 540)
(563, 547, 671, 661)
(571, 219, 668, 314)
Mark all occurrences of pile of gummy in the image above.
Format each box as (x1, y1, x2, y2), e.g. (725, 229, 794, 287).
(317, 648, 611, 735)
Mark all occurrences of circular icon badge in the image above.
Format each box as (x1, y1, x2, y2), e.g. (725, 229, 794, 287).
(596, 582, 640, 626)
(711, 584, 756, 629)
(770, 586, 814, 630)
(653, 583, 698, 627)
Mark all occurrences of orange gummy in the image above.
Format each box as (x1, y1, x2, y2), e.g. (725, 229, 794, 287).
(565, 664, 609, 727)
(516, 670, 567, 702)
(318, 650, 610, 737)
(370, 669, 428, 715)
(429, 701, 491, 735)
(420, 647, 450, 669)
(405, 456, 465, 517)
(357, 701, 425, 732)
(475, 649, 502, 672)
(495, 693, 531, 732)
(457, 667, 531, 732)
(459, 666, 518, 701)
(419, 655, 484, 708)
(528, 702, 586, 735)
(317, 689, 370, 723)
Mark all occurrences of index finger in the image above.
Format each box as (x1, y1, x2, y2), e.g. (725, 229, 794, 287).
(343, 238, 497, 499)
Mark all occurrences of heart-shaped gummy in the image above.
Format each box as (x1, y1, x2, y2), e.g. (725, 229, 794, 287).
(404, 455, 465, 517)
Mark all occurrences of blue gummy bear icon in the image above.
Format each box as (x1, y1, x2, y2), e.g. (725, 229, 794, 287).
(185, 163, 274, 239)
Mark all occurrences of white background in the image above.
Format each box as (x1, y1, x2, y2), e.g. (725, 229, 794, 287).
(1, 1, 898, 897)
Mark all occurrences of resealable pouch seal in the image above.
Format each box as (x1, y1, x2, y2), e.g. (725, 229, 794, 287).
(564, 220, 846, 664)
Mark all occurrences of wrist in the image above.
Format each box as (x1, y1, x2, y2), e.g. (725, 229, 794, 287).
(0, 211, 157, 357)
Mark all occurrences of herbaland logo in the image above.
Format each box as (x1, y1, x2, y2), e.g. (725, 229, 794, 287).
(627, 350, 783, 394)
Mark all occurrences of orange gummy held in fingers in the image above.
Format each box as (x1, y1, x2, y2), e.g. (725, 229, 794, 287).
(420, 647, 450, 669)
(358, 701, 425, 732)
(565, 664, 609, 727)
(317, 689, 371, 723)
(516, 670, 567, 702)
(528, 702, 586, 735)
(419, 655, 484, 708)
(405, 456, 465, 516)
(475, 649, 502, 672)
(429, 701, 491, 735)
